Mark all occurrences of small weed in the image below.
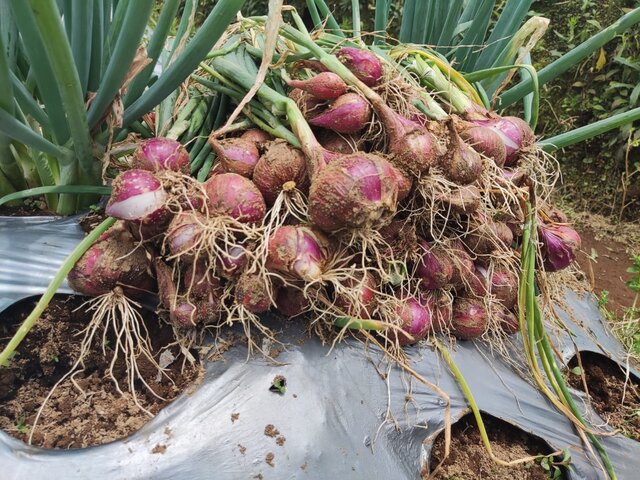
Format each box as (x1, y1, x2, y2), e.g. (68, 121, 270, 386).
(540, 449, 572, 479)
(15, 417, 29, 434)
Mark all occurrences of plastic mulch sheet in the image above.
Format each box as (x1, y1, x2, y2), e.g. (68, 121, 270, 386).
(1, 216, 639, 480)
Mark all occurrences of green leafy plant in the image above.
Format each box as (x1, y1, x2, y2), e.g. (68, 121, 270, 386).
(540, 449, 572, 479)
(0, 0, 246, 214)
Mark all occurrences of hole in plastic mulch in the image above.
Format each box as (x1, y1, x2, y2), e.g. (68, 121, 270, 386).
(0, 293, 201, 449)
(426, 411, 559, 480)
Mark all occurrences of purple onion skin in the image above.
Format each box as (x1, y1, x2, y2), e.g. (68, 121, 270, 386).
(241, 128, 273, 145)
(490, 269, 518, 310)
(387, 114, 443, 175)
(266, 225, 328, 281)
(210, 138, 260, 178)
(493, 303, 519, 335)
(68, 222, 155, 298)
(287, 72, 348, 100)
(495, 221, 514, 247)
(459, 124, 507, 167)
(236, 273, 272, 313)
(451, 298, 488, 340)
(276, 286, 309, 318)
(538, 223, 581, 272)
(472, 116, 535, 166)
(252, 141, 308, 205)
(449, 240, 475, 287)
(133, 137, 190, 173)
(334, 272, 377, 318)
(308, 153, 400, 232)
(415, 240, 454, 290)
(464, 265, 488, 297)
(442, 138, 484, 185)
(204, 173, 266, 223)
(422, 292, 452, 333)
(309, 93, 372, 134)
(217, 245, 248, 279)
(106, 169, 167, 222)
(166, 212, 205, 262)
(395, 296, 432, 346)
(337, 47, 383, 87)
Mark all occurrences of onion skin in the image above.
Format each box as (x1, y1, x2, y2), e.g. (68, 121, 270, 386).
(319, 130, 356, 154)
(132, 137, 190, 173)
(241, 128, 273, 146)
(459, 124, 507, 167)
(252, 141, 308, 205)
(395, 296, 432, 346)
(464, 265, 488, 297)
(308, 153, 400, 232)
(337, 47, 383, 87)
(422, 292, 452, 333)
(538, 222, 581, 272)
(334, 272, 378, 318)
(217, 245, 248, 279)
(386, 113, 444, 175)
(106, 169, 168, 222)
(276, 286, 309, 318)
(266, 225, 329, 281)
(464, 213, 499, 256)
(493, 303, 519, 335)
(183, 261, 222, 301)
(68, 221, 155, 298)
(416, 240, 454, 290)
(437, 185, 481, 215)
(210, 137, 260, 178)
(489, 269, 518, 310)
(287, 72, 348, 100)
(289, 88, 325, 118)
(471, 116, 535, 166)
(236, 273, 272, 313)
(441, 126, 484, 185)
(166, 212, 205, 262)
(449, 240, 475, 287)
(204, 173, 266, 223)
(494, 221, 514, 247)
(309, 93, 372, 134)
(451, 298, 488, 340)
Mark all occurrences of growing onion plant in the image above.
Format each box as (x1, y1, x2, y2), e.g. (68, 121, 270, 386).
(0, 0, 246, 214)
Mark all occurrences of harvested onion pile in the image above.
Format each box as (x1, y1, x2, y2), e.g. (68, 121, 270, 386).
(68, 19, 582, 350)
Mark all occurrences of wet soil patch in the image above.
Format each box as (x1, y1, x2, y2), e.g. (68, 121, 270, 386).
(428, 413, 555, 479)
(0, 294, 202, 449)
(568, 352, 640, 441)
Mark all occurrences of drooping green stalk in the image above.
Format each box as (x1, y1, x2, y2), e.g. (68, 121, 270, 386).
(539, 107, 640, 152)
(0, 217, 116, 369)
(520, 204, 617, 479)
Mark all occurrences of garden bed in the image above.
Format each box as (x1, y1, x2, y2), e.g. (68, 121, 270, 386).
(0, 295, 202, 449)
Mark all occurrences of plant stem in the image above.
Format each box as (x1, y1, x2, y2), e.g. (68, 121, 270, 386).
(0, 217, 116, 368)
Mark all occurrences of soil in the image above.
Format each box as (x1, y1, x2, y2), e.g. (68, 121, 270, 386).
(568, 352, 640, 441)
(573, 223, 638, 317)
(0, 295, 202, 449)
(0, 203, 51, 216)
(428, 414, 554, 480)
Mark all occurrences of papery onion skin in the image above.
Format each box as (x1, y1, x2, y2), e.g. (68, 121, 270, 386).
(287, 72, 348, 100)
(422, 292, 452, 333)
(451, 298, 488, 340)
(308, 153, 400, 232)
(538, 223, 581, 272)
(276, 286, 309, 318)
(386, 114, 444, 175)
(106, 169, 168, 222)
(459, 124, 507, 167)
(334, 272, 378, 318)
(448, 240, 475, 287)
(437, 185, 482, 215)
(133, 137, 190, 173)
(252, 141, 308, 205)
(471, 116, 535, 167)
(395, 296, 432, 346)
(490, 269, 519, 309)
(492, 302, 519, 335)
(236, 273, 272, 313)
(309, 93, 372, 134)
(210, 138, 260, 178)
(204, 173, 266, 223)
(241, 128, 274, 146)
(266, 225, 328, 281)
(415, 240, 454, 290)
(68, 221, 155, 298)
(337, 47, 383, 87)
(166, 211, 205, 262)
(217, 245, 248, 279)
